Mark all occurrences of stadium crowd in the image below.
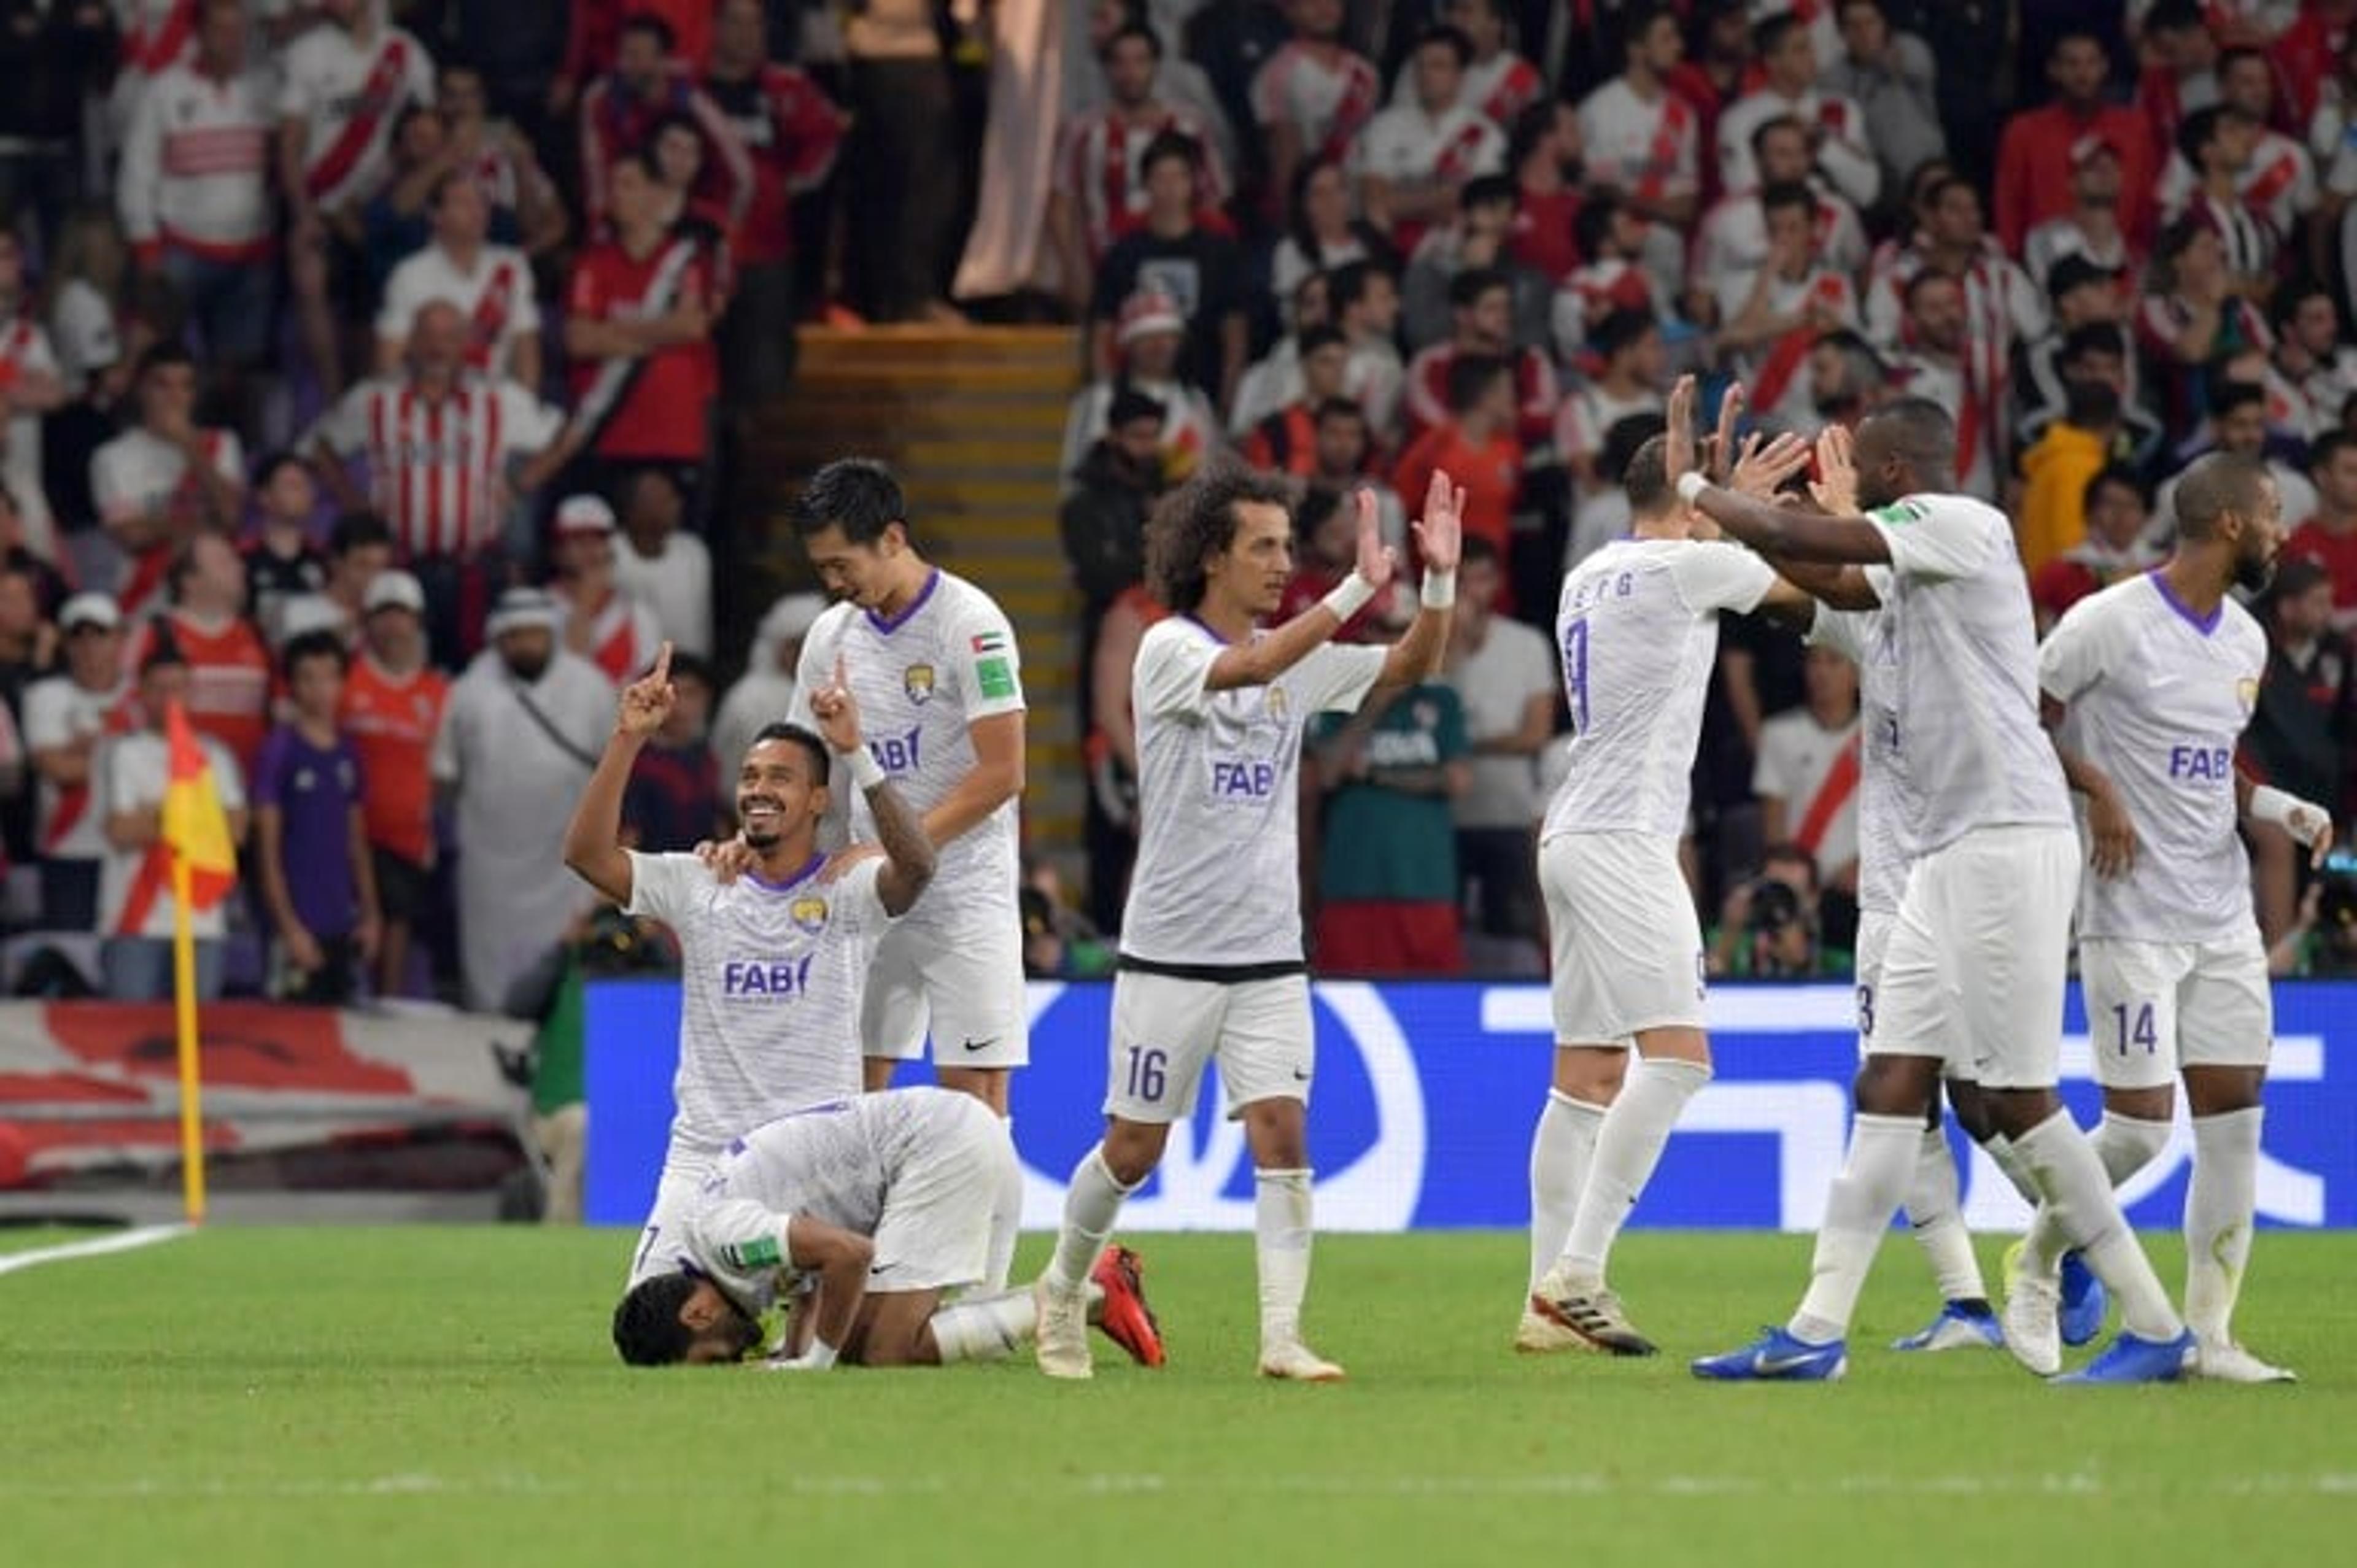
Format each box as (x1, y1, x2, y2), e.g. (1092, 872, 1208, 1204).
(0, 0, 2353, 1026)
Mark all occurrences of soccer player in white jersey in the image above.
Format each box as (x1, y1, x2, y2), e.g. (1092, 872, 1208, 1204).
(1522, 378, 1816, 1356)
(563, 644, 935, 1286)
(1684, 397, 2196, 1383)
(1032, 466, 1464, 1382)
(611, 1087, 1166, 1372)
(788, 459, 1030, 1291)
(2019, 452, 2334, 1383)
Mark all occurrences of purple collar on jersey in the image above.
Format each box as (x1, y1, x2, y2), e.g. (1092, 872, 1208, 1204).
(865, 568, 940, 636)
(744, 852, 827, 894)
(1182, 613, 1233, 645)
(2146, 567, 2221, 638)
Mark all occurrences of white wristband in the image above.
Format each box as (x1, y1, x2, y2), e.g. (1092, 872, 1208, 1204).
(2250, 784, 2320, 836)
(1675, 471, 1711, 504)
(1420, 568, 1456, 609)
(1320, 571, 1377, 624)
(845, 749, 886, 792)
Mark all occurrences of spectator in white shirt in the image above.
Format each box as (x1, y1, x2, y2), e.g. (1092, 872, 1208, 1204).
(1439, 534, 1555, 974)
(1818, 0, 1944, 202)
(1689, 114, 1868, 327)
(711, 590, 824, 781)
(374, 169, 543, 387)
(1717, 11, 1879, 209)
(1752, 643, 1862, 901)
(610, 467, 713, 660)
(90, 345, 247, 622)
(1351, 25, 1505, 255)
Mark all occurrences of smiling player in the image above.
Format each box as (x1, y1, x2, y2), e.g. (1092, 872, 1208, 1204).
(1032, 466, 1463, 1382)
(563, 643, 936, 1286)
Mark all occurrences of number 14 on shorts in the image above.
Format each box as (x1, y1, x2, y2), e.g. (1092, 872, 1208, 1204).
(2110, 1001, 2158, 1054)
(1124, 1046, 1169, 1102)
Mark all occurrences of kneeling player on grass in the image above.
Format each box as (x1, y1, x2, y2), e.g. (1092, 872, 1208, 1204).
(614, 1087, 1166, 1370)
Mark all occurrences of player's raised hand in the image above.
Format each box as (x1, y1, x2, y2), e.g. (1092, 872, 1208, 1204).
(809, 652, 865, 754)
(1730, 430, 1814, 500)
(1810, 423, 1859, 515)
(1663, 374, 1698, 490)
(1411, 468, 1466, 575)
(1353, 485, 1400, 588)
(2087, 782, 2139, 879)
(1707, 382, 1747, 484)
(617, 642, 675, 737)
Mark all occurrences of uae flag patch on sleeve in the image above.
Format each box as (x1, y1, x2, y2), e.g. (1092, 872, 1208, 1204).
(972, 630, 1018, 698)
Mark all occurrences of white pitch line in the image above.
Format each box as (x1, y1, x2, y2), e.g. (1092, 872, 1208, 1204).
(0, 1223, 190, 1278)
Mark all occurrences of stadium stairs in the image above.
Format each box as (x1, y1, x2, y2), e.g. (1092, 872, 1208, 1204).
(737, 325, 1088, 867)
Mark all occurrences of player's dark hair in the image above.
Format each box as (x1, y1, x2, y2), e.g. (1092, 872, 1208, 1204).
(1446, 352, 1511, 414)
(1139, 129, 1202, 180)
(1750, 114, 1808, 164)
(796, 458, 910, 549)
(2173, 451, 2272, 541)
(1624, 433, 1674, 516)
(1146, 465, 1296, 613)
(1598, 412, 1667, 485)
(613, 1275, 700, 1366)
(746, 720, 831, 786)
(282, 628, 349, 681)
(1449, 266, 1509, 311)
(1864, 396, 1959, 480)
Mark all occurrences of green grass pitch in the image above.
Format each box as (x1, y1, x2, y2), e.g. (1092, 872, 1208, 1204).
(3, 1227, 2351, 1567)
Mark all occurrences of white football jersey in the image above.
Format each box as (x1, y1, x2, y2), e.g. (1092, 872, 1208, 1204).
(2038, 572, 2269, 943)
(1121, 617, 1385, 968)
(678, 1089, 983, 1314)
(1856, 493, 2073, 859)
(625, 851, 889, 1158)
(1806, 606, 1908, 917)
(1541, 538, 1776, 841)
(795, 571, 1025, 930)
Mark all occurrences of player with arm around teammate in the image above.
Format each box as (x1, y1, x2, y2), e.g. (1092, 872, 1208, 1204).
(563, 643, 935, 1286)
(1522, 378, 1821, 1356)
(611, 1087, 1166, 1371)
(1684, 397, 2195, 1383)
(788, 458, 1031, 1291)
(2014, 451, 2334, 1383)
(1032, 465, 1464, 1382)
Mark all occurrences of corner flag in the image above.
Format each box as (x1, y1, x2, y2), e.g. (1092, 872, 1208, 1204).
(163, 699, 233, 1222)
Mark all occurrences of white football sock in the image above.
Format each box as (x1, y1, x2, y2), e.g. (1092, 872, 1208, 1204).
(1789, 1111, 1919, 1343)
(2185, 1107, 2262, 1345)
(1557, 1057, 1709, 1288)
(2021, 1110, 2170, 1276)
(981, 1116, 1023, 1292)
(1527, 1091, 1606, 1294)
(1979, 1130, 2042, 1206)
(1045, 1145, 1137, 1294)
(1905, 1127, 1986, 1304)
(2011, 1110, 2183, 1342)
(1256, 1167, 1315, 1346)
(926, 1288, 1037, 1364)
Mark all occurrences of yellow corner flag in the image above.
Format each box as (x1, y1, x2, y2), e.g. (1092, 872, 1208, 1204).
(163, 699, 234, 1223)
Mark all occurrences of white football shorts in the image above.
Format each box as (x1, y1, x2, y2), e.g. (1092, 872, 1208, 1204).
(867, 1094, 1007, 1292)
(1539, 830, 1706, 1043)
(2078, 932, 2272, 1092)
(1102, 970, 1314, 1123)
(862, 906, 1029, 1069)
(1870, 824, 2079, 1089)
(629, 1140, 722, 1286)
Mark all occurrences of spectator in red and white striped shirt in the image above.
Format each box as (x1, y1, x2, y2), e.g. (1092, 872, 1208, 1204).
(90, 344, 246, 623)
(118, 0, 277, 371)
(305, 301, 578, 658)
(374, 170, 543, 387)
(545, 494, 662, 686)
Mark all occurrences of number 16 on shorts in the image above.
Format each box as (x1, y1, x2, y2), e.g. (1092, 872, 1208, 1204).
(1124, 1046, 1169, 1103)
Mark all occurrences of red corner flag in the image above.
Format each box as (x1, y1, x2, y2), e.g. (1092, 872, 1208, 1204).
(161, 700, 235, 911)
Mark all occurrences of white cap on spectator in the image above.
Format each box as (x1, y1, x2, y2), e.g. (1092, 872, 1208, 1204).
(554, 495, 617, 536)
(761, 592, 827, 644)
(365, 570, 427, 616)
(486, 587, 563, 639)
(1117, 288, 1186, 346)
(276, 595, 349, 647)
(59, 592, 121, 633)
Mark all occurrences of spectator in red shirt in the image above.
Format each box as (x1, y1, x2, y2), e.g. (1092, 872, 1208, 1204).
(1505, 101, 1583, 286)
(2288, 428, 2357, 635)
(122, 530, 271, 778)
(2029, 465, 2162, 635)
(565, 150, 719, 482)
(702, 0, 843, 409)
(1996, 29, 2159, 255)
(1404, 266, 1557, 449)
(578, 12, 749, 236)
(557, 0, 717, 112)
(1393, 353, 1520, 606)
(1275, 484, 1406, 639)
(339, 568, 449, 997)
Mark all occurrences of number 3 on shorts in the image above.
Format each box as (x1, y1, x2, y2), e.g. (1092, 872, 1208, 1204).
(1124, 1046, 1168, 1103)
